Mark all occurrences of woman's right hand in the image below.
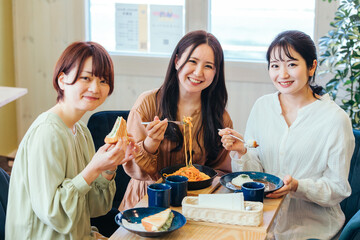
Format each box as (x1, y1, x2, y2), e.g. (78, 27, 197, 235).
(143, 116, 168, 154)
(218, 128, 247, 157)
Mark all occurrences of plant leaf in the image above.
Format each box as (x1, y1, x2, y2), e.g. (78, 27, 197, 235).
(352, 62, 360, 69)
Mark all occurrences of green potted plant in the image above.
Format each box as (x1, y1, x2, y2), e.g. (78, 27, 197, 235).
(319, 0, 360, 129)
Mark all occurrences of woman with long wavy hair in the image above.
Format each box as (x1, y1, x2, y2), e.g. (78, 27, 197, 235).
(120, 30, 233, 210)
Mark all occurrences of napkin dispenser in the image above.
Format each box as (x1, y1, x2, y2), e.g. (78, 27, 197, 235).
(198, 193, 245, 210)
(181, 194, 263, 227)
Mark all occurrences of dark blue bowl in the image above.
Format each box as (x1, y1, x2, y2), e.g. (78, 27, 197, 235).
(160, 164, 217, 190)
(220, 171, 284, 194)
(115, 207, 186, 237)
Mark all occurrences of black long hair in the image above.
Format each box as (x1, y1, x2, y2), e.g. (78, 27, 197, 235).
(156, 30, 227, 164)
(266, 30, 324, 96)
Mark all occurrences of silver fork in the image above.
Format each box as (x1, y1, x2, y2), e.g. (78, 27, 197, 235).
(141, 120, 184, 125)
(218, 129, 258, 148)
(218, 129, 245, 143)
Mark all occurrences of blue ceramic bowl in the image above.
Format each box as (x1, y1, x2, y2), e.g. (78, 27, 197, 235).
(220, 171, 284, 194)
(115, 207, 186, 237)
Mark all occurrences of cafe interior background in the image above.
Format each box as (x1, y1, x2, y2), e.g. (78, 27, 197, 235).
(0, 0, 339, 158)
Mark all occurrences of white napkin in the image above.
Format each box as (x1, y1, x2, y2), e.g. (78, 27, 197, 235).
(198, 193, 244, 210)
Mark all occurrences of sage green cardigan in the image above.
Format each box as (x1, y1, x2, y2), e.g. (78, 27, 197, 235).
(5, 112, 115, 239)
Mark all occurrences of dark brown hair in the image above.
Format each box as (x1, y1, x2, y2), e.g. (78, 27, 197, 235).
(157, 30, 227, 164)
(53, 41, 114, 102)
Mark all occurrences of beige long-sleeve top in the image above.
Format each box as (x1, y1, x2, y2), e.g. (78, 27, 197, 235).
(6, 112, 115, 240)
(120, 89, 233, 210)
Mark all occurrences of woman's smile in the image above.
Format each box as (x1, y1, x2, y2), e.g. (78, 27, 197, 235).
(83, 95, 100, 101)
(278, 81, 294, 88)
(188, 77, 202, 84)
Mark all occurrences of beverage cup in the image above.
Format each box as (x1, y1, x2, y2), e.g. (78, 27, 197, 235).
(240, 182, 265, 202)
(165, 175, 188, 206)
(147, 183, 171, 208)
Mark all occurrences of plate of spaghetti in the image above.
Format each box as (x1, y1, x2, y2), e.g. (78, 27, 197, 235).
(160, 164, 217, 190)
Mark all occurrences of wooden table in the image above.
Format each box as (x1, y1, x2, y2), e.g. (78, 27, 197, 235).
(110, 180, 284, 240)
(0, 86, 28, 108)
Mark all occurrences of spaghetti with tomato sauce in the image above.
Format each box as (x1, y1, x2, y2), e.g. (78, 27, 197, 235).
(163, 116, 211, 182)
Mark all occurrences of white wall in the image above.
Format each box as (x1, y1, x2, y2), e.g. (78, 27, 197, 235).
(12, 0, 338, 141)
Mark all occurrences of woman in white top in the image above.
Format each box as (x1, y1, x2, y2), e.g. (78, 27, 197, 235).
(219, 30, 355, 240)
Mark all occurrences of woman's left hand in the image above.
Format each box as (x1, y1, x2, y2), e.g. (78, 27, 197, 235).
(105, 133, 138, 164)
(266, 175, 298, 198)
(107, 134, 139, 166)
(82, 136, 139, 184)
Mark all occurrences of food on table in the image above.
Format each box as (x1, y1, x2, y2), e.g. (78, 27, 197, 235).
(164, 165, 210, 182)
(245, 140, 259, 148)
(256, 180, 276, 192)
(104, 116, 128, 144)
(182, 116, 194, 167)
(121, 219, 146, 232)
(163, 116, 211, 182)
(141, 208, 174, 232)
(231, 174, 253, 187)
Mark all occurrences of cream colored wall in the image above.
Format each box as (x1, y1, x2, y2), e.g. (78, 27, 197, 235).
(12, 0, 338, 143)
(11, 0, 274, 142)
(12, 0, 86, 141)
(0, 0, 17, 155)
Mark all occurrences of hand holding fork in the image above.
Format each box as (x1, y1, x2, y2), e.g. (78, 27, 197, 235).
(141, 120, 184, 125)
(218, 128, 259, 149)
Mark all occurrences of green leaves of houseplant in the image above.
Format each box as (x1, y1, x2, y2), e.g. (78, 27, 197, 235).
(319, 0, 360, 129)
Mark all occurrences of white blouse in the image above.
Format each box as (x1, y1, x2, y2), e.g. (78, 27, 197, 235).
(231, 92, 355, 240)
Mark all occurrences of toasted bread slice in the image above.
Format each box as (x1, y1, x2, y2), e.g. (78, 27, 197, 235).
(104, 116, 128, 144)
(141, 208, 173, 232)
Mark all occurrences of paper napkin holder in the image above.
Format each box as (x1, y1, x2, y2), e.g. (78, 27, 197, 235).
(181, 196, 263, 227)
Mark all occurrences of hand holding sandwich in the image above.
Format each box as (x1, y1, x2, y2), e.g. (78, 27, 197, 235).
(82, 116, 139, 184)
(82, 136, 138, 183)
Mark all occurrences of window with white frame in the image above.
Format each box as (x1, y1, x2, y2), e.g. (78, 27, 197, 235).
(89, 0, 185, 56)
(210, 0, 315, 61)
(87, 0, 337, 81)
(89, 0, 316, 61)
